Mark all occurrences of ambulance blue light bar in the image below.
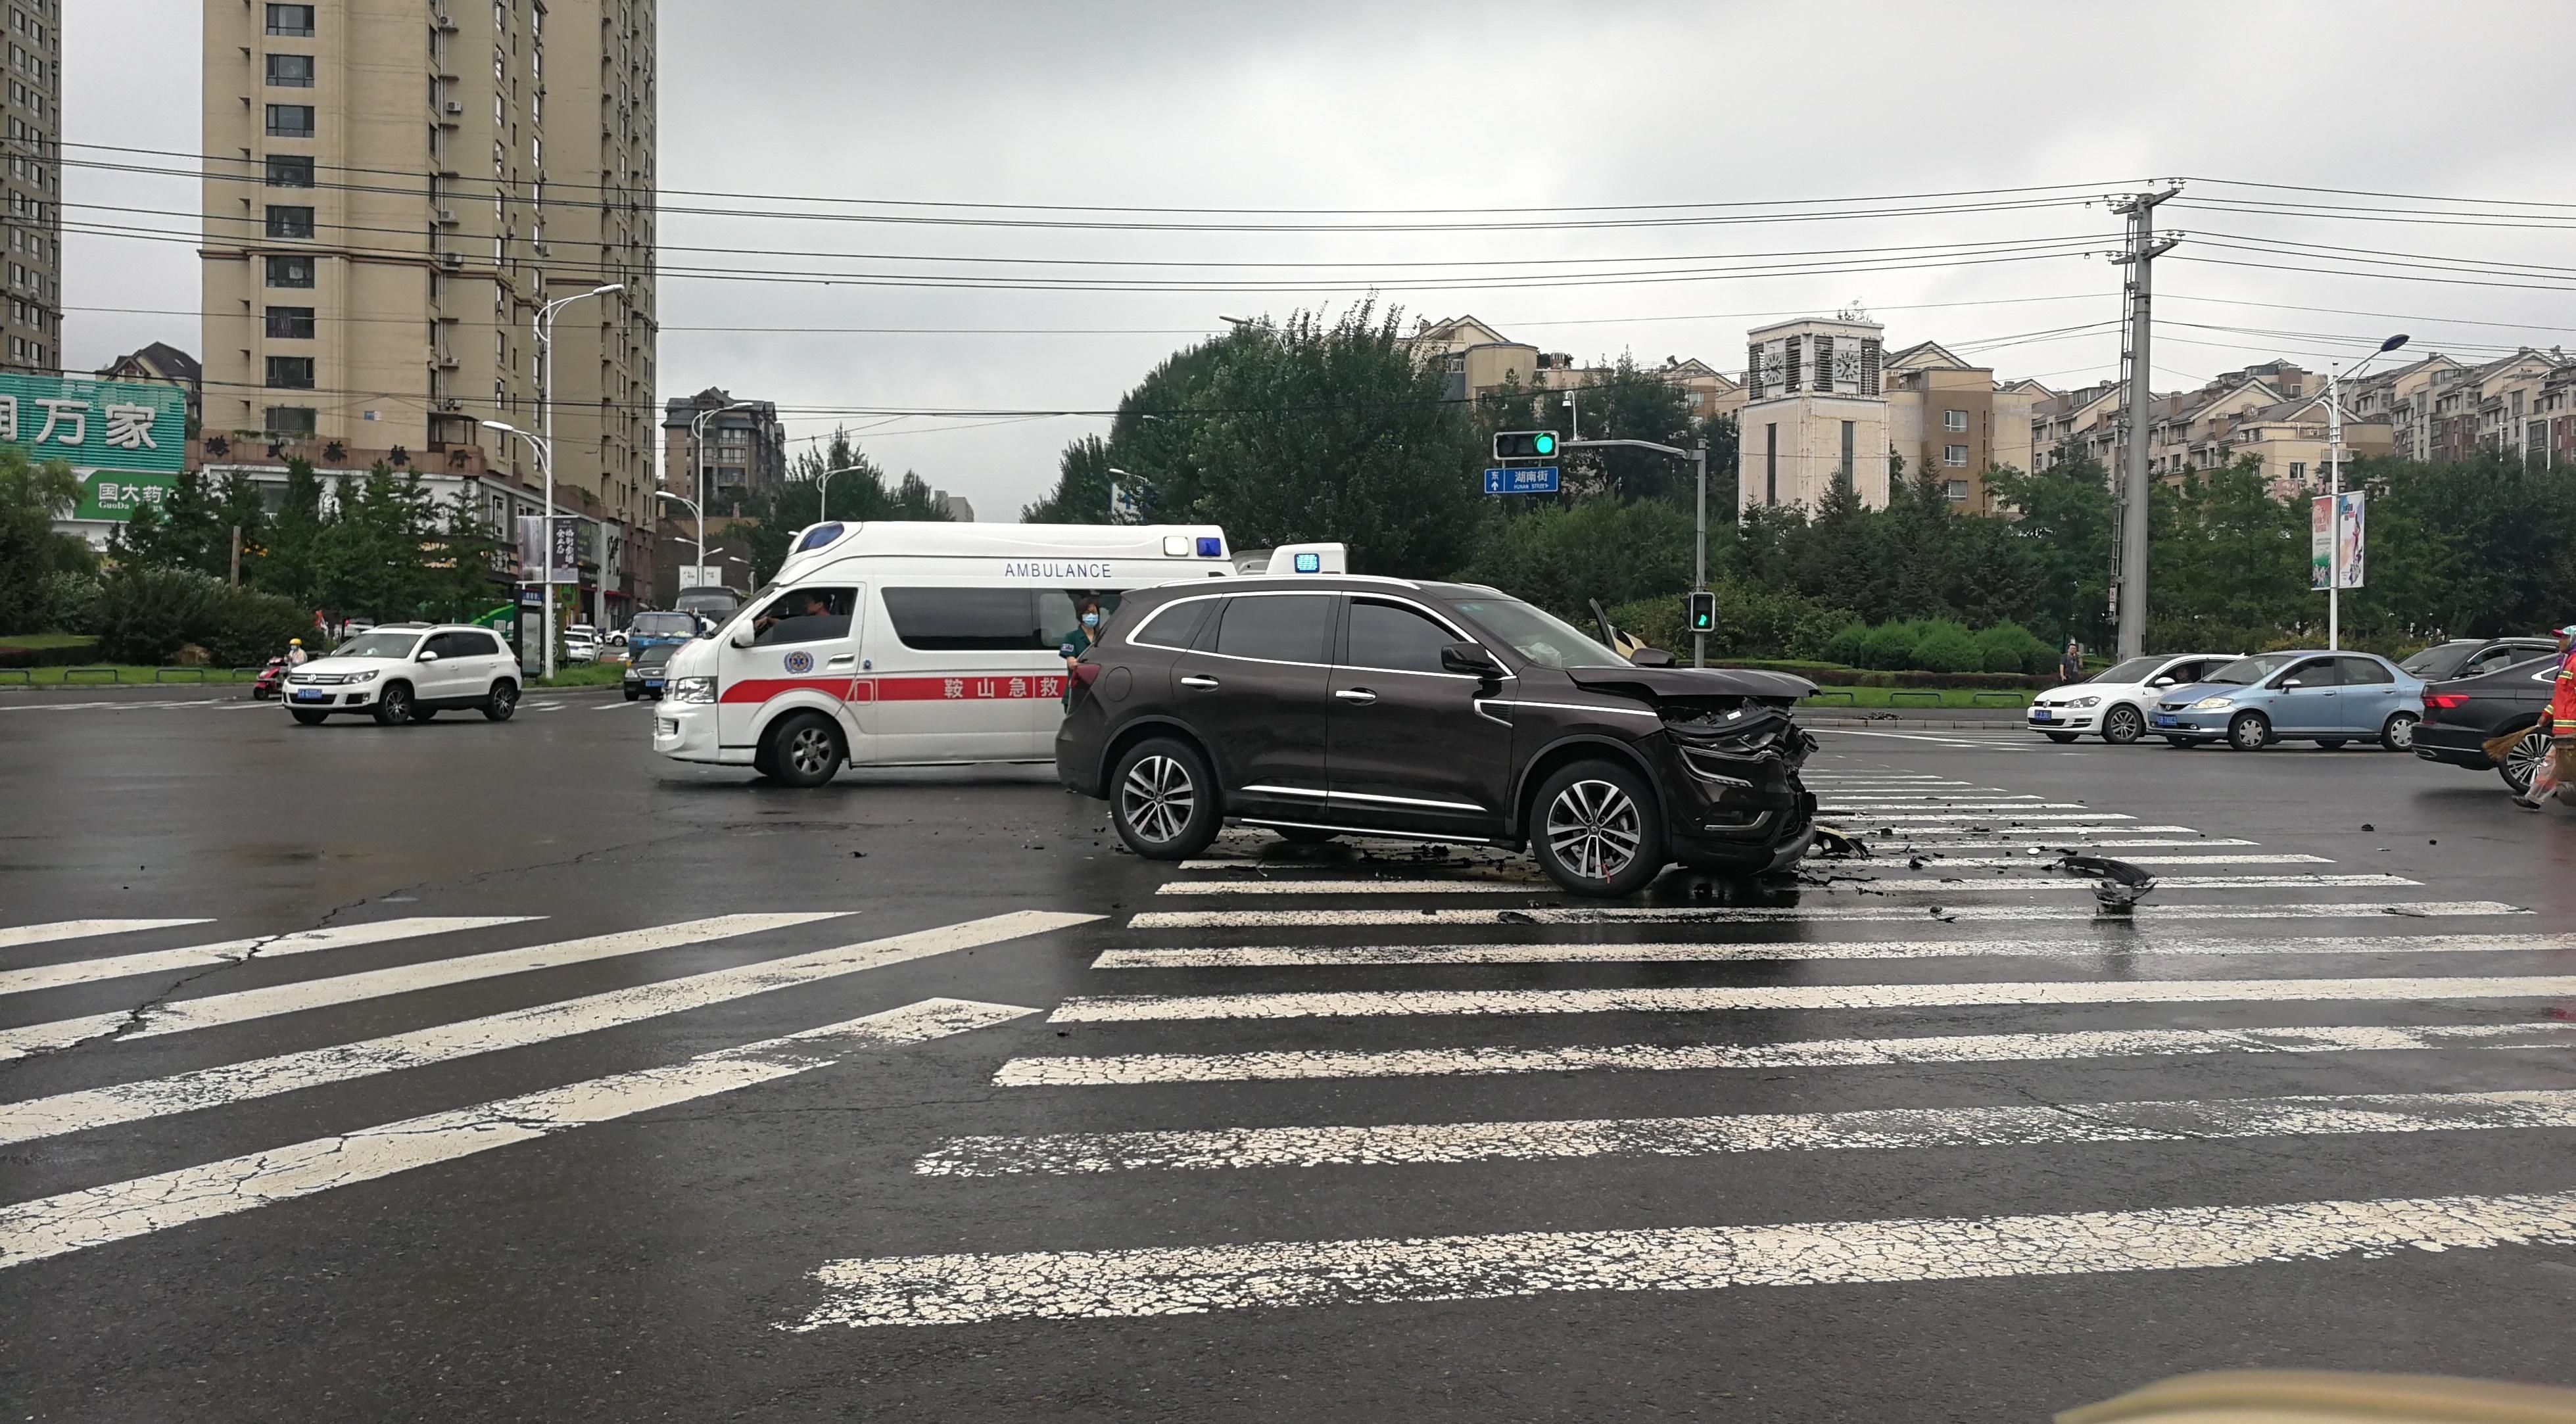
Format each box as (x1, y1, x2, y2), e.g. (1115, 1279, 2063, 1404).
(1197, 537, 1224, 558)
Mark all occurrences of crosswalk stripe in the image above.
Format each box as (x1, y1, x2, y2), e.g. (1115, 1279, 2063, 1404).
(0, 916, 540, 997)
(1153, 879, 1544, 897)
(1840, 824, 2202, 836)
(1128, 901, 2527, 929)
(1821, 802, 2091, 812)
(1843, 874, 2420, 890)
(1149, 871, 2413, 899)
(1089, 932, 2576, 970)
(0, 920, 210, 951)
(792, 1188, 2576, 1328)
(1836, 813, 2135, 823)
(1892, 838, 2254, 849)
(0, 910, 1095, 1149)
(1049, 974, 2576, 1023)
(1913, 854, 2329, 867)
(0, 913, 844, 1060)
(1807, 794, 2045, 802)
(992, 1020, 2569, 1087)
(920, 1086, 2576, 1178)
(0, 997, 1038, 1271)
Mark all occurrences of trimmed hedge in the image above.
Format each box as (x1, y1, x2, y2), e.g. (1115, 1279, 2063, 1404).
(91, 567, 309, 667)
(0, 636, 100, 668)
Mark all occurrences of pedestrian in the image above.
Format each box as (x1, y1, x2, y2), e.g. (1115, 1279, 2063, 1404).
(1059, 596, 1105, 707)
(2058, 640, 2084, 684)
(2512, 624, 2576, 811)
(284, 638, 308, 667)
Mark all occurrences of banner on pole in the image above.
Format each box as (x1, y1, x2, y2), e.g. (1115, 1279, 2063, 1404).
(2310, 492, 2365, 590)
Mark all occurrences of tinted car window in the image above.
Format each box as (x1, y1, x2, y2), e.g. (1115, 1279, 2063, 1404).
(1448, 598, 1630, 670)
(882, 588, 1038, 650)
(2398, 643, 2472, 678)
(1346, 600, 1458, 675)
(332, 630, 422, 659)
(2205, 653, 2295, 685)
(630, 612, 696, 637)
(1214, 594, 1331, 663)
(2276, 659, 2334, 688)
(631, 643, 676, 668)
(2097, 656, 2166, 684)
(2337, 655, 2392, 686)
(1130, 598, 1215, 651)
(751, 587, 857, 648)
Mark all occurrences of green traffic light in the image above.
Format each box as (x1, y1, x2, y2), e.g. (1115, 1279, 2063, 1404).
(1534, 432, 1556, 455)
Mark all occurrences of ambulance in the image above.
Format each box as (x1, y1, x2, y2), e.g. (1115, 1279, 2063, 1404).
(651, 521, 1237, 785)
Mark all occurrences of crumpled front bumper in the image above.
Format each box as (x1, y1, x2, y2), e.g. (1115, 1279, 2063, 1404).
(1644, 712, 1816, 872)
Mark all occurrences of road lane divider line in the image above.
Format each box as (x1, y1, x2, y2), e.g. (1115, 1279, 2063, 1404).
(1829, 875, 2420, 891)
(792, 1189, 2576, 1329)
(1833, 813, 2137, 823)
(921, 1086, 2576, 1177)
(1807, 794, 2046, 802)
(0, 914, 846, 1059)
(0, 997, 1038, 1271)
(1172, 861, 1551, 882)
(1820, 803, 2090, 812)
(1145, 872, 2410, 898)
(1892, 838, 2254, 850)
(0, 910, 1095, 1148)
(1153, 880, 1550, 897)
(0, 920, 213, 952)
(1089, 932, 2576, 971)
(994, 1020, 2573, 1087)
(1912, 855, 2331, 868)
(1128, 901, 2528, 930)
(0, 917, 540, 997)
(1849, 825, 2205, 836)
(1049, 974, 2576, 1024)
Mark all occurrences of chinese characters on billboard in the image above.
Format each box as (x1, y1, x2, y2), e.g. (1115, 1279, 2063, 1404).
(0, 373, 190, 524)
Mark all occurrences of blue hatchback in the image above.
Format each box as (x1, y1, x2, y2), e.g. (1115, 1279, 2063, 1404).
(2147, 650, 2429, 752)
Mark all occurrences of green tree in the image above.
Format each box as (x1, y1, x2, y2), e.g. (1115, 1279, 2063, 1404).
(1454, 498, 1696, 618)
(2147, 458, 2309, 651)
(0, 445, 86, 632)
(1022, 433, 1115, 523)
(109, 468, 231, 575)
(1986, 458, 2113, 648)
(1555, 354, 1702, 504)
(253, 458, 325, 608)
(739, 431, 949, 584)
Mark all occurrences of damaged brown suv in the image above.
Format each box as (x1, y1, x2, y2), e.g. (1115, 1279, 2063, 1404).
(1054, 575, 1818, 895)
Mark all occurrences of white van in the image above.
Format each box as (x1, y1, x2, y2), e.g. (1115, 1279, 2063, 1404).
(652, 520, 1234, 784)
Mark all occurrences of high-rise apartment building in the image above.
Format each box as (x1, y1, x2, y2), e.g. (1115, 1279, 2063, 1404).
(201, 0, 656, 615)
(3, 0, 60, 374)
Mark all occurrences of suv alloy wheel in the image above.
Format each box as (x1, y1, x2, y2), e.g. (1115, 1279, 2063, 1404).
(2500, 724, 2552, 795)
(371, 682, 414, 726)
(2102, 704, 2145, 744)
(1529, 759, 1665, 897)
(483, 681, 518, 722)
(1111, 738, 1218, 859)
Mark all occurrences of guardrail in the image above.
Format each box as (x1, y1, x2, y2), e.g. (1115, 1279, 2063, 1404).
(1887, 690, 1945, 706)
(230, 666, 265, 680)
(1802, 690, 1858, 705)
(153, 667, 210, 684)
(0, 668, 29, 687)
(62, 667, 119, 684)
(1970, 690, 2032, 707)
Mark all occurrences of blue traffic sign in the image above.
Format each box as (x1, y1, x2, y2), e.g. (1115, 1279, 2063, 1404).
(1483, 465, 1561, 495)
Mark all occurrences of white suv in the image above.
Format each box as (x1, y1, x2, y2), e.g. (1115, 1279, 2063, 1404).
(285, 623, 523, 726)
(2028, 652, 2237, 744)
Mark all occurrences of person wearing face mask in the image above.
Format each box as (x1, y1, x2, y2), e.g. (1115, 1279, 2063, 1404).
(1059, 596, 1105, 707)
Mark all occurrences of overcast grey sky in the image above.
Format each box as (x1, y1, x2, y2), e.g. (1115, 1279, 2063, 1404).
(66, 1, 2576, 517)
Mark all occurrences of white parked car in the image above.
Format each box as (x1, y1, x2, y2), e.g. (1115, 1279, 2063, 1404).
(2026, 652, 2238, 744)
(283, 623, 523, 726)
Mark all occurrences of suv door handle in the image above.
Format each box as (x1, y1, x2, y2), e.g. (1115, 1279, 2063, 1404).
(1334, 688, 1377, 705)
(1180, 675, 1220, 690)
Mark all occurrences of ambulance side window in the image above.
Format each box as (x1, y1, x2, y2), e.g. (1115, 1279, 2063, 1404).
(750, 586, 855, 647)
(883, 588, 1043, 650)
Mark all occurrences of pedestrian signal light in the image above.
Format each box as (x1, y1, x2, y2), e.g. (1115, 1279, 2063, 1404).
(1686, 590, 1717, 634)
(1492, 430, 1558, 461)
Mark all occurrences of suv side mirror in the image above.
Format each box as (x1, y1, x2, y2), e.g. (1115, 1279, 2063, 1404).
(416, 650, 440, 662)
(2150, 676, 2175, 687)
(1439, 642, 1502, 677)
(1629, 646, 1676, 668)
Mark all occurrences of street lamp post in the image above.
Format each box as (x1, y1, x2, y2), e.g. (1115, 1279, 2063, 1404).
(533, 283, 622, 655)
(481, 419, 557, 679)
(688, 400, 756, 584)
(2324, 333, 2409, 650)
(654, 490, 704, 586)
(809, 464, 867, 525)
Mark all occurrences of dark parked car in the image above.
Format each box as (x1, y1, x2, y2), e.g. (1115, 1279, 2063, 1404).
(2398, 636, 2558, 683)
(622, 641, 677, 700)
(1055, 576, 1819, 896)
(2416, 651, 2562, 794)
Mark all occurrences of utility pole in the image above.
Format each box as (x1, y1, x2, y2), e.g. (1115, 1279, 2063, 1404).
(2107, 187, 2178, 662)
(228, 525, 242, 586)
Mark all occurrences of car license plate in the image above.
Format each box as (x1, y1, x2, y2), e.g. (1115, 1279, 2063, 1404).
(2030, 709, 2053, 723)
(292, 690, 327, 702)
(644, 679, 663, 690)
(2151, 714, 2177, 728)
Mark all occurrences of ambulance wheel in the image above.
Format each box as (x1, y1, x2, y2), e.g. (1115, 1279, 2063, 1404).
(763, 713, 843, 788)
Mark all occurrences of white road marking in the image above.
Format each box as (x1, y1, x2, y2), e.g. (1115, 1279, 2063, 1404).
(1839, 824, 2203, 836)
(0, 920, 210, 951)
(1839, 813, 2135, 823)
(1049, 974, 2576, 1023)
(792, 1188, 2576, 1328)
(922, 1086, 2576, 1177)
(0, 916, 538, 997)
(1174, 861, 1548, 882)
(0, 997, 1036, 1271)
(0, 910, 1095, 1148)
(1153, 879, 1546, 897)
(1821, 803, 2091, 812)
(994, 1020, 2571, 1087)
(1128, 901, 2527, 930)
(0, 913, 843, 1059)
(1809, 728, 2038, 748)
(1836, 874, 2420, 891)
(1807, 794, 2044, 802)
(1914, 854, 2330, 868)
(1892, 839, 2253, 850)
(1089, 932, 2576, 971)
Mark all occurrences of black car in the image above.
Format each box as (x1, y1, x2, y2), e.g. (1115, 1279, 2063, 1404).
(2398, 636, 2559, 683)
(1055, 576, 1819, 895)
(622, 641, 677, 700)
(2416, 651, 2562, 794)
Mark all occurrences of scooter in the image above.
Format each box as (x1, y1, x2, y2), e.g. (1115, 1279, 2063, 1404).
(251, 656, 289, 700)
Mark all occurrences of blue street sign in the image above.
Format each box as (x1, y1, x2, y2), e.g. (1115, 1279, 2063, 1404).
(1483, 465, 1561, 495)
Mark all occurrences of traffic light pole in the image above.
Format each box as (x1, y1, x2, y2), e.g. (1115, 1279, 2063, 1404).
(1561, 437, 1706, 667)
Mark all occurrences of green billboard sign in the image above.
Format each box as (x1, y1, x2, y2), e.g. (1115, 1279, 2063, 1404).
(0, 372, 189, 523)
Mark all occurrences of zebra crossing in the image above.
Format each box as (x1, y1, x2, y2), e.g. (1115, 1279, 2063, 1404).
(0, 908, 1095, 1268)
(782, 757, 2576, 1331)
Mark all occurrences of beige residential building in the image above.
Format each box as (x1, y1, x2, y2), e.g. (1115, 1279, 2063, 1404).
(1878, 340, 2043, 512)
(1736, 316, 1889, 513)
(201, 0, 656, 621)
(3, 0, 59, 373)
(1402, 314, 1743, 421)
(2030, 379, 2126, 473)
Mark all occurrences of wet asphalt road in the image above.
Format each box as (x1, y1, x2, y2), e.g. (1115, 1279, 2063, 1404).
(3, 687, 2574, 1422)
